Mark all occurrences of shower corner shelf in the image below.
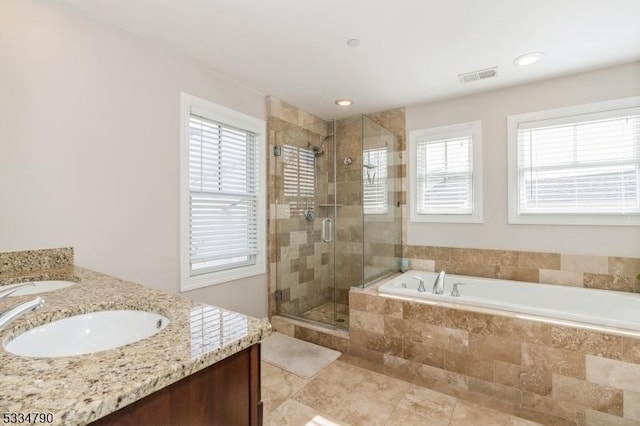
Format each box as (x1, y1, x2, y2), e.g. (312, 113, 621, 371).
(318, 204, 343, 207)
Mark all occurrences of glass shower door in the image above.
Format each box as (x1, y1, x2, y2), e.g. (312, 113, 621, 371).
(274, 123, 338, 328)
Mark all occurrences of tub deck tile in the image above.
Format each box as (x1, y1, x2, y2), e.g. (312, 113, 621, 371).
(403, 339, 445, 368)
(490, 317, 552, 346)
(522, 343, 586, 380)
(584, 273, 635, 292)
(518, 251, 561, 270)
(401, 319, 469, 352)
(552, 374, 623, 416)
(493, 358, 553, 396)
(622, 337, 640, 364)
(498, 266, 540, 283)
(443, 350, 495, 382)
(551, 327, 624, 360)
(469, 333, 522, 364)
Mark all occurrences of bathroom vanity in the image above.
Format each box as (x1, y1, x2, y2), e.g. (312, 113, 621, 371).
(0, 266, 270, 425)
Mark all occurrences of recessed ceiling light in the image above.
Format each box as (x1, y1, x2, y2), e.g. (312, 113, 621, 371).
(346, 39, 360, 48)
(513, 52, 545, 66)
(335, 99, 353, 107)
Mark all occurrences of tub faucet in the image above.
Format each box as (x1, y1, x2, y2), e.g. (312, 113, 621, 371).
(432, 271, 446, 295)
(0, 297, 45, 332)
(412, 276, 426, 292)
(0, 282, 35, 300)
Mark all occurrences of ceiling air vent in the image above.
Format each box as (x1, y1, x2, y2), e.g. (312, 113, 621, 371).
(458, 66, 498, 83)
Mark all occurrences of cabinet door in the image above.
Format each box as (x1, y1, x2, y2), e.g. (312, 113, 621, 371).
(91, 344, 262, 426)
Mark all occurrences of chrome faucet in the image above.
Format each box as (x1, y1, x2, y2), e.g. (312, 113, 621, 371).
(432, 271, 446, 295)
(451, 282, 465, 297)
(0, 283, 35, 300)
(0, 297, 45, 332)
(412, 276, 426, 292)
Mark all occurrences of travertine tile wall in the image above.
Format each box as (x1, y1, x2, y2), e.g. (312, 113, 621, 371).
(347, 289, 640, 425)
(405, 245, 640, 293)
(267, 97, 332, 318)
(0, 247, 74, 285)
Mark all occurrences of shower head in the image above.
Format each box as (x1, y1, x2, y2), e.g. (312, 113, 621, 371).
(309, 135, 332, 158)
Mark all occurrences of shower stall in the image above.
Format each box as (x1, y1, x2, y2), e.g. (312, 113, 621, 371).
(274, 114, 402, 330)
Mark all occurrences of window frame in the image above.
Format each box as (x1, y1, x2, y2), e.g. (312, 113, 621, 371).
(507, 96, 640, 226)
(409, 120, 483, 223)
(180, 92, 266, 291)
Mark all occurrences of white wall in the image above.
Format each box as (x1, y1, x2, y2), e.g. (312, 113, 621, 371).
(406, 62, 640, 258)
(0, 0, 268, 317)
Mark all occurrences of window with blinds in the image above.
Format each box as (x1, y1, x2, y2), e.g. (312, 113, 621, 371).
(508, 98, 640, 225)
(363, 148, 388, 214)
(180, 92, 265, 290)
(188, 114, 258, 275)
(416, 135, 472, 214)
(409, 121, 483, 223)
(282, 145, 315, 217)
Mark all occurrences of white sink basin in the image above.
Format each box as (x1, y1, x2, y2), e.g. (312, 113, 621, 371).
(5, 310, 169, 357)
(2, 280, 75, 297)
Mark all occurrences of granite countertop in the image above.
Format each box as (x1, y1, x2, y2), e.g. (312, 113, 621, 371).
(0, 267, 271, 425)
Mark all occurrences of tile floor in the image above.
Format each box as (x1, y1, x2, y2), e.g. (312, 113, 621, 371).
(262, 354, 543, 426)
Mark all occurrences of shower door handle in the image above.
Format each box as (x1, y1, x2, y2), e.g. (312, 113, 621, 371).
(322, 217, 332, 243)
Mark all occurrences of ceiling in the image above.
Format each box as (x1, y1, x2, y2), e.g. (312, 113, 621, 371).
(57, 0, 640, 119)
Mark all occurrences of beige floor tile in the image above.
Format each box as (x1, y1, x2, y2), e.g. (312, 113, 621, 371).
(449, 401, 514, 425)
(396, 384, 457, 423)
(267, 399, 348, 426)
(385, 406, 448, 426)
(314, 360, 368, 391)
(293, 377, 396, 426)
(262, 361, 309, 399)
(357, 368, 412, 405)
(262, 391, 286, 415)
(263, 355, 547, 426)
(512, 417, 546, 426)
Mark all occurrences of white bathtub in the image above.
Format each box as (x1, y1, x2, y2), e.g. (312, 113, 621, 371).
(378, 270, 640, 333)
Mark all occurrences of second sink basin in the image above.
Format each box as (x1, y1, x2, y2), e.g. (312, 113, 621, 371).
(4, 310, 169, 358)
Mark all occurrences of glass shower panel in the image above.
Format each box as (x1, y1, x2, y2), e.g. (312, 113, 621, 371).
(333, 115, 364, 324)
(274, 122, 337, 328)
(362, 116, 401, 284)
(273, 113, 401, 331)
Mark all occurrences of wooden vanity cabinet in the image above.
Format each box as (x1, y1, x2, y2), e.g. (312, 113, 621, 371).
(91, 344, 262, 426)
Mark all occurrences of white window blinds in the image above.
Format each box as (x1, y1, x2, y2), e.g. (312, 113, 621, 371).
(363, 148, 388, 214)
(188, 113, 259, 275)
(416, 135, 473, 214)
(282, 145, 315, 217)
(516, 109, 640, 215)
